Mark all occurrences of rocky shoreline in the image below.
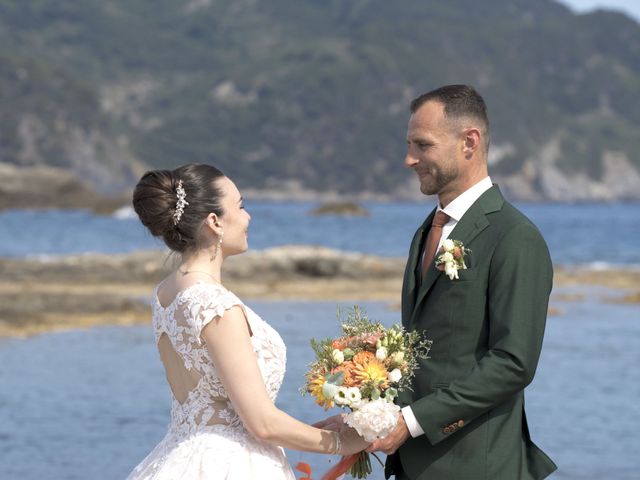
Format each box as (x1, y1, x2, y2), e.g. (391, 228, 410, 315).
(1, 246, 638, 338)
(0, 246, 403, 337)
(0, 162, 132, 214)
(3, 162, 640, 213)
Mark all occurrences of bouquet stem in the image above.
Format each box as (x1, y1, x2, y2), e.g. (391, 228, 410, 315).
(348, 451, 372, 478)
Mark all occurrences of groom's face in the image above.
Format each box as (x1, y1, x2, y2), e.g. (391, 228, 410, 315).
(405, 101, 461, 198)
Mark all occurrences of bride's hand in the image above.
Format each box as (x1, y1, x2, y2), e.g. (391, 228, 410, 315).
(313, 414, 344, 432)
(337, 424, 370, 456)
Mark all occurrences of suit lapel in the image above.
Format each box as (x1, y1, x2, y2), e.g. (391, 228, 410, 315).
(402, 209, 435, 327)
(411, 186, 504, 321)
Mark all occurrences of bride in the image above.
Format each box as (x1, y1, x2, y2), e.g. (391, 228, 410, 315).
(127, 164, 367, 479)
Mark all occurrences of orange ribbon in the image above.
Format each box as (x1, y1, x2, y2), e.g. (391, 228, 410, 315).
(321, 454, 360, 480)
(295, 462, 312, 480)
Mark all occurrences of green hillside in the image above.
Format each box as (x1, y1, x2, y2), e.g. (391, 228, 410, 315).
(1, 0, 639, 199)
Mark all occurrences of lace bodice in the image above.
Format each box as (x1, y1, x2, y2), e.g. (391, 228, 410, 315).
(127, 282, 295, 479)
(151, 282, 287, 439)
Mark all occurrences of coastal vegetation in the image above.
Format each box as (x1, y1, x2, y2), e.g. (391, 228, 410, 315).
(1, 0, 639, 202)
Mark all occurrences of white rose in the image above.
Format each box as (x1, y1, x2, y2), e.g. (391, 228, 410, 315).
(332, 349, 344, 364)
(442, 251, 454, 263)
(442, 239, 455, 252)
(445, 262, 459, 280)
(344, 399, 401, 442)
(376, 347, 388, 361)
(388, 368, 402, 383)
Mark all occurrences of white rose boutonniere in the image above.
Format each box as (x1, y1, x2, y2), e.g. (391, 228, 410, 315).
(435, 239, 471, 280)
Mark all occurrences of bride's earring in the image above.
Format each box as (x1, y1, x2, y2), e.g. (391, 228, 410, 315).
(210, 231, 224, 262)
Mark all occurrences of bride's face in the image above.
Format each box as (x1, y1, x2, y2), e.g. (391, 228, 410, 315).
(216, 176, 251, 258)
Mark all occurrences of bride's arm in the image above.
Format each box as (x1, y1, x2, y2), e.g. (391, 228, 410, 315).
(201, 306, 367, 455)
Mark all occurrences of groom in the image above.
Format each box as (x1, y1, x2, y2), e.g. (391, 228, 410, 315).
(368, 85, 557, 479)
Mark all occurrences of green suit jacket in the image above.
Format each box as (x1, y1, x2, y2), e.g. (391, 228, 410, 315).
(386, 185, 557, 480)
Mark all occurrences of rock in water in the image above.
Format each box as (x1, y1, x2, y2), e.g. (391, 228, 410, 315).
(310, 201, 369, 217)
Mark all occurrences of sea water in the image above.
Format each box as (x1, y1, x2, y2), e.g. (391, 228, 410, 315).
(1, 201, 639, 267)
(0, 293, 639, 479)
(1, 201, 639, 478)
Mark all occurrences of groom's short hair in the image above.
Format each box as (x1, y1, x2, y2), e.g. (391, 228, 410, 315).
(410, 84, 490, 152)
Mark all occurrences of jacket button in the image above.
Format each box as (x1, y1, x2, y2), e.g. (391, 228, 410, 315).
(457, 420, 464, 428)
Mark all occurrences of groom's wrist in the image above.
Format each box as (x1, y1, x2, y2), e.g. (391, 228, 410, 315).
(401, 406, 425, 438)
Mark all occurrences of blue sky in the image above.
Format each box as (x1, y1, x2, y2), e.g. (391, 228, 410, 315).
(560, 0, 640, 22)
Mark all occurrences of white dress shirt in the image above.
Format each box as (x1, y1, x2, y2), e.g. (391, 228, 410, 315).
(402, 176, 493, 438)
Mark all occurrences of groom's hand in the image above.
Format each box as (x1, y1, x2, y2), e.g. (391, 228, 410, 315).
(366, 413, 410, 454)
(312, 414, 345, 432)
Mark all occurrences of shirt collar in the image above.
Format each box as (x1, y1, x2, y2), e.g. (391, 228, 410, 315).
(439, 176, 493, 222)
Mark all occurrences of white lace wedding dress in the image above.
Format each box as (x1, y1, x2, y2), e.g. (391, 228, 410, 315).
(127, 282, 296, 479)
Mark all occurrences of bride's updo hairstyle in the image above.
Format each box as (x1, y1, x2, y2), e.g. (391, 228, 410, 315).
(133, 163, 225, 253)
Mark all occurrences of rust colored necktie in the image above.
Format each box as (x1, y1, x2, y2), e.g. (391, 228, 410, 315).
(421, 210, 451, 277)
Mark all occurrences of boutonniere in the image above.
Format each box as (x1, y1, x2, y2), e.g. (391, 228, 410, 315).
(435, 239, 471, 280)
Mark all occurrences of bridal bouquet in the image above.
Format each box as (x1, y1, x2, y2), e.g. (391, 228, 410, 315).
(303, 307, 432, 479)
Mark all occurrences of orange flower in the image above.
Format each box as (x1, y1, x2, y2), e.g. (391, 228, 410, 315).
(351, 351, 389, 389)
(308, 372, 334, 410)
(352, 351, 374, 364)
(331, 336, 356, 350)
(331, 332, 383, 350)
(332, 361, 357, 387)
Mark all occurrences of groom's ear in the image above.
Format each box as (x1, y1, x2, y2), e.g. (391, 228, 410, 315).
(462, 127, 481, 157)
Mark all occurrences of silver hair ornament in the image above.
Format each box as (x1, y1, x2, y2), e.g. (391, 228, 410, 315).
(172, 180, 189, 225)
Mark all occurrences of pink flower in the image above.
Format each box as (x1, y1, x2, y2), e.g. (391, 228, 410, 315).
(360, 332, 384, 347)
